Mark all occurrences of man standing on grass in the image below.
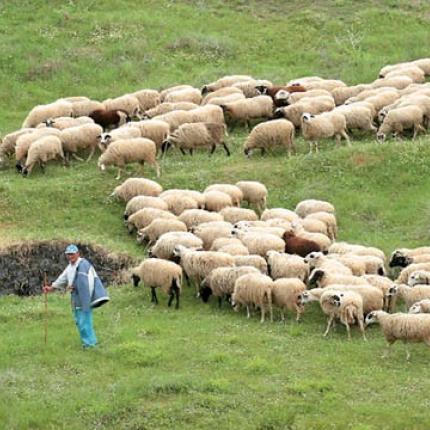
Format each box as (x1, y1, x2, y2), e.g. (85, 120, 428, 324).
(43, 244, 109, 349)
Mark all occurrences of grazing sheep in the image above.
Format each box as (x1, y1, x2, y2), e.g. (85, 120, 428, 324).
(98, 137, 160, 179)
(103, 94, 141, 117)
(230, 79, 271, 98)
(110, 177, 162, 202)
(329, 242, 386, 262)
(284, 89, 332, 105)
(329, 254, 385, 276)
(164, 87, 202, 104)
(408, 270, 430, 287)
(143, 102, 198, 118)
(219, 207, 258, 224)
(409, 300, 430, 314)
(261, 208, 299, 223)
(283, 230, 321, 257)
(331, 85, 370, 106)
(362, 274, 396, 312)
(204, 184, 243, 207)
(234, 254, 268, 274)
(160, 193, 199, 216)
(235, 225, 286, 239)
(202, 87, 244, 104)
(38, 116, 95, 130)
(205, 93, 246, 107)
(232, 229, 285, 257)
(201, 75, 253, 94)
(131, 258, 182, 309)
(334, 104, 377, 134)
(231, 273, 273, 322)
(266, 251, 309, 281)
(271, 278, 307, 321)
(244, 119, 295, 157)
(389, 251, 430, 268)
(192, 221, 233, 250)
(304, 252, 352, 276)
(210, 237, 243, 251)
(124, 195, 168, 220)
(296, 217, 329, 237)
(371, 76, 413, 90)
(235, 181, 268, 213)
(0, 128, 34, 167)
(160, 189, 205, 210)
(365, 311, 430, 360)
(98, 127, 142, 151)
(60, 123, 103, 162)
(162, 122, 230, 156)
(137, 219, 187, 246)
(305, 212, 338, 241)
(256, 84, 307, 105)
(308, 268, 369, 288)
(390, 247, 430, 267)
(161, 85, 194, 101)
(130, 120, 170, 154)
(200, 266, 260, 306)
(70, 100, 105, 118)
(190, 105, 225, 125)
(295, 199, 335, 218)
(22, 101, 73, 128)
(132, 89, 161, 111)
(22, 135, 65, 176)
(377, 105, 426, 142)
(153, 110, 194, 132)
(389, 284, 430, 310)
(178, 209, 224, 230)
(301, 111, 350, 153)
(294, 226, 332, 252)
(385, 66, 426, 83)
(149, 232, 203, 260)
(126, 208, 176, 234)
(203, 190, 233, 212)
(221, 96, 274, 129)
(216, 243, 249, 256)
(301, 79, 347, 92)
(396, 263, 430, 284)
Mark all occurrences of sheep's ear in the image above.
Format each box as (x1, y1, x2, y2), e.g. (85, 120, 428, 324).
(219, 104, 227, 112)
(322, 250, 328, 255)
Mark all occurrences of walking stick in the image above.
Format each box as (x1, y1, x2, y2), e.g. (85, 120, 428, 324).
(43, 272, 48, 345)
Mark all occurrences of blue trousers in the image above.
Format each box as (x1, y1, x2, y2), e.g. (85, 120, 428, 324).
(73, 309, 97, 348)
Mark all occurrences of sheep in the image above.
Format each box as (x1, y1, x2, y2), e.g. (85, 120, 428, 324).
(232, 79, 272, 98)
(98, 127, 142, 151)
(396, 263, 430, 284)
(308, 268, 369, 288)
(143, 102, 198, 118)
(192, 221, 233, 250)
(38, 116, 95, 130)
(0, 128, 34, 166)
(362, 274, 396, 312)
(103, 94, 141, 117)
(204, 184, 243, 207)
(390, 252, 430, 268)
(126, 208, 176, 234)
(216, 243, 249, 256)
(178, 209, 224, 230)
(256, 84, 307, 106)
(220, 96, 274, 129)
(283, 230, 321, 257)
(365, 311, 430, 360)
(231, 273, 273, 322)
(295, 217, 329, 237)
(385, 66, 426, 83)
(203, 191, 233, 212)
(389, 284, 430, 310)
(89, 109, 130, 130)
(190, 105, 226, 125)
(329, 242, 386, 262)
(137, 219, 188, 246)
(377, 105, 426, 142)
(274, 96, 335, 127)
(408, 270, 430, 287)
(210, 237, 243, 251)
(219, 207, 258, 224)
(130, 120, 170, 154)
(60, 123, 103, 162)
(162, 122, 230, 156)
(331, 84, 371, 106)
(70, 100, 105, 118)
(305, 212, 338, 241)
(409, 300, 430, 314)
(235, 225, 286, 238)
(334, 104, 377, 134)
(132, 89, 161, 111)
(295, 199, 335, 218)
(284, 89, 332, 105)
(371, 76, 413, 90)
(22, 101, 73, 128)
(205, 93, 246, 107)
(131, 258, 182, 309)
(390, 247, 430, 265)
(328, 254, 385, 276)
(202, 87, 244, 104)
(123, 195, 168, 220)
(233, 254, 268, 274)
(201, 75, 253, 94)
(161, 85, 194, 101)
(265, 218, 293, 231)
(363, 91, 401, 114)
(304, 252, 352, 276)
(97, 137, 160, 179)
(235, 181, 268, 213)
(294, 227, 332, 252)
(149, 232, 203, 260)
(110, 177, 162, 202)
(301, 79, 347, 92)
(199, 266, 260, 306)
(22, 135, 65, 176)
(160, 193, 199, 216)
(260, 208, 298, 223)
(232, 229, 285, 257)
(160, 189, 205, 210)
(271, 278, 307, 322)
(152, 110, 194, 132)
(243, 119, 295, 157)
(164, 87, 202, 105)
(266, 251, 309, 281)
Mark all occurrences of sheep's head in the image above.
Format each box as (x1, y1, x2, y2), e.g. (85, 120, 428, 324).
(273, 108, 285, 119)
(201, 85, 209, 95)
(329, 293, 343, 307)
(376, 131, 386, 143)
(389, 251, 411, 268)
(199, 278, 213, 303)
(255, 85, 268, 95)
(409, 302, 422, 314)
(304, 251, 324, 265)
(298, 291, 311, 305)
(131, 272, 141, 287)
(408, 271, 427, 287)
(43, 118, 55, 127)
(387, 285, 399, 297)
(99, 133, 112, 148)
(161, 139, 172, 154)
(148, 247, 155, 258)
(377, 109, 388, 123)
(301, 112, 315, 123)
(308, 268, 325, 287)
(136, 231, 145, 245)
(364, 311, 381, 326)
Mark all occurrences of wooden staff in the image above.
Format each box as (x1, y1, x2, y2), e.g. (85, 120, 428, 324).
(43, 272, 48, 345)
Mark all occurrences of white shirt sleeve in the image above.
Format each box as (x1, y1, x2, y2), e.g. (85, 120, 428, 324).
(52, 267, 69, 290)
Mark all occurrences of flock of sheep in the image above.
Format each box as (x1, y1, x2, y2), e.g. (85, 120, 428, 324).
(1, 58, 430, 177)
(108, 176, 430, 360)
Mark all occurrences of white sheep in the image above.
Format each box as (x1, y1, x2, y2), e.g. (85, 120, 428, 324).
(396, 263, 430, 284)
(97, 137, 160, 179)
(38, 116, 95, 130)
(235, 180, 268, 213)
(192, 221, 233, 250)
(98, 127, 142, 151)
(190, 105, 225, 125)
(388, 284, 430, 310)
(160, 189, 205, 210)
(332, 84, 371, 106)
(143, 102, 198, 118)
(161, 85, 194, 101)
(219, 207, 258, 224)
(160, 193, 199, 216)
(271, 278, 307, 322)
(203, 190, 233, 212)
(266, 251, 309, 281)
(178, 209, 224, 230)
(204, 184, 243, 207)
(234, 254, 268, 274)
(131, 258, 182, 309)
(305, 212, 338, 241)
(137, 218, 187, 246)
(0, 128, 34, 166)
(153, 110, 194, 132)
(362, 274, 396, 312)
(202, 86, 244, 104)
(132, 89, 161, 112)
(284, 89, 332, 105)
(308, 268, 369, 288)
(60, 123, 103, 162)
(409, 300, 430, 314)
(232, 229, 285, 257)
(149, 232, 203, 260)
(110, 177, 162, 202)
(304, 252, 352, 276)
(261, 208, 299, 223)
(385, 66, 426, 83)
(371, 76, 413, 90)
(130, 120, 170, 154)
(408, 270, 430, 287)
(164, 87, 202, 105)
(70, 100, 105, 118)
(201, 75, 253, 94)
(334, 104, 377, 134)
(22, 100, 73, 128)
(103, 94, 141, 117)
(123, 195, 168, 220)
(204, 93, 245, 107)
(126, 208, 176, 234)
(295, 199, 335, 217)
(329, 242, 386, 262)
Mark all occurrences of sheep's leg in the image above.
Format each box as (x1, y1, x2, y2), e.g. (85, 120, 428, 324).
(405, 346, 411, 361)
(308, 141, 314, 154)
(115, 167, 122, 180)
(222, 142, 231, 156)
(179, 148, 186, 156)
(168, 292, 174, 307)
(246, 306, 251, 318)
(295, 304, 303, 322)
(86, 146, 96, 162)
(260, 304, 265, 323)
(72, 153, 84, 162)
(218, 297, 222, 308)
(344, 321, 351, 340)
(381, 342, 394, 359)
(150, 287, 158, 304)
(40, 162, 46, 174)
(280, 310, 285, 322)
(358, 318, 367, 341)
(335, 133, 341, 147)
(175, 288, 180, 309)
(260, 148, 266, 156)
(323, 315, 334, 337)
(210, 144, 216, 155)
(342, 130, 351, 146)
(154, 161, 161, 178)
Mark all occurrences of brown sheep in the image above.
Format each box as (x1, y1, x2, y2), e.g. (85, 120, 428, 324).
(89, 109, 130, 130)
(283, 230, 321, 257)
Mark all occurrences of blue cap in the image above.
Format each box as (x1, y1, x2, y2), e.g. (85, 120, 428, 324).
(65, 244, 79, 254)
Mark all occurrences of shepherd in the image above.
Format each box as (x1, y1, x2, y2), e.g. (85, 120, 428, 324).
(43, 244, 109, 349)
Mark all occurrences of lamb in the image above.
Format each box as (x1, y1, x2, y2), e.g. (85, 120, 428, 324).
(301, 111, 350, 153)
(131, 258, 182, 309)
(149, 232, 203, 260)
(22, 135, 65, 176)
(103, 94, 141, 118)
(132, 89, 161, 111)
(164, 87, 202, 104)
(203, 191, 233, 212)
(274, 96, 335, 127)
(396, 263, 430, 284)
(22, 101, 73, 128)
(204, 184, 243, 207)
(192, 221, 233, 250)
(38, 116, 95, 130)
(408, 270, 430, 287)
(409, 300, 430, 314)
(243, 119, 295, 157)
(97, 137, 160, 179)
(388, 284, 430, 310)
(201, 75, 253, 94)
(199, 266, 260, 306)
(89, 109, 130, 130)
(365, 311, 430, 360)
(305, 212, 338, 240)
(143, 102, 198, 118)
(0, 128, 34, 167)
(123, 195, 168, 220)
(271, 278, 307, 322)
(334, 104, 377, 134)
(160, 193, 199, 216)
(110, 177, 162, 202)
(308, 268, 369, 289)
(232, 229, 285, 257)
(231, 273, 273, 322)
(162, 122, 230, 156)
(178, 209, 224, 230)
(60, 123, 103, 162)
(130, 120, 170, 154)
(295, 199, 335, 218)
(266, 250, 309, 281)
(126, 208, 176, 234)
(219, 207, 258, 224)
(377, 105, 426, 142)
(235, 181, 268, 213)
(283, 230, 321, 257)
(137, 219, 188, 246)
(234, 254, 268, 274)
(98, 127, 142, 151)
(220, 96, 274, 128)
(160, 189, 205, 210)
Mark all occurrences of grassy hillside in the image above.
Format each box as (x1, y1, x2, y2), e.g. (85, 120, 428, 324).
(1, 1, 430, 429)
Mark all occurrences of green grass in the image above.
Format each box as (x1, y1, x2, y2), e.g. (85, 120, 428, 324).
(1, 1, 430, 429)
